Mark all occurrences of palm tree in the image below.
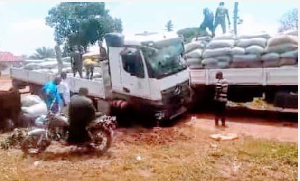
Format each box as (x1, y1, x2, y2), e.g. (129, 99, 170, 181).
(30, 47, 55, 59)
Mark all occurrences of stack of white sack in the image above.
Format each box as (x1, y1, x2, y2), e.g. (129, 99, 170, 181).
(23, 58, 72, 74)
(184, 39, 206, 69)
(264, 34, 298, 67)
(202, 33, 235, 69)
(232, 32, 270, 68)
(21, 95, 47, 118)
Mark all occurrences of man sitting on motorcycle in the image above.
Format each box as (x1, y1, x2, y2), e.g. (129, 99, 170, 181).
(68, 87, 96, 144)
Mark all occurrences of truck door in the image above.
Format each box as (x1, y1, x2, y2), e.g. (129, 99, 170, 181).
(119, 47, 151, 99)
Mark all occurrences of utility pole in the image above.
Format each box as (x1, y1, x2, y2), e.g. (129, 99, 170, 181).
(233, 2, 238, 35)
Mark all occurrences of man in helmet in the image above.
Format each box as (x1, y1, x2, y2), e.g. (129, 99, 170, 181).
(200, 8, 215, 37)
(214, 2, 231, 34)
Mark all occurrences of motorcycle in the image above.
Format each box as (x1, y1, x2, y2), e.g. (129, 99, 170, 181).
(20, 110, 117, 155)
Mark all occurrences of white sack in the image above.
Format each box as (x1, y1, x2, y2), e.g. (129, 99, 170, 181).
(245, 46, 265, 55)
(203, 47, 232, 58)
(236, 38, 267, 48)
(186, 49, 203, 58)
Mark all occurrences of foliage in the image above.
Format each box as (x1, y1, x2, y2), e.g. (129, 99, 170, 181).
(30, 47, 55, 60)
(46, 2, 122, 49)
(278, 8, 298, 32)
(165, 20, 174, 32)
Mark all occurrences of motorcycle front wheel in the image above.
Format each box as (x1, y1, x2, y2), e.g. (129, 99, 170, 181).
(21, 134, 50, 155)
(89, 128, 112, 156)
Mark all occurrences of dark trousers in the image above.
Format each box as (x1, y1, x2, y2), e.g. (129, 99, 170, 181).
(215, 101, 226, 126)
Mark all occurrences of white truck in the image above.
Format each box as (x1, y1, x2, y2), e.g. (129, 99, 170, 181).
(189, 66, 298, 110)
(10, 32, 192, 123)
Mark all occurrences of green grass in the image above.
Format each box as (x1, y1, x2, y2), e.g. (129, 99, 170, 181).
(0, 126, 298, 181)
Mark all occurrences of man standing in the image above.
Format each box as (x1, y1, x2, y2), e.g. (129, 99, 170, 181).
(42, 76, 62, 113)
(214, 72, 228, 127)
(214, 2, 231, 34)
(68, 88, 96, 144)
(58, 72, 70, 113)
(71, 46, 83, 78)
(200, 8, 215, 37)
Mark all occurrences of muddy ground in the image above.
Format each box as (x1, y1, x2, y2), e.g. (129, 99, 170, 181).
(0, 75, 298, 181)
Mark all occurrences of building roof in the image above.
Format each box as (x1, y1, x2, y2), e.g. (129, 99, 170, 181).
(0, 52, 24, 62)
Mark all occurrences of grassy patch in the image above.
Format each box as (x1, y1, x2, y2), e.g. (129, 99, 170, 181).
(0, 126, 298, 181)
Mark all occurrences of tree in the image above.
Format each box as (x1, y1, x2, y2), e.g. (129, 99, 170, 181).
(30, 47, 55, 60)
(46, 2, 122, 48)
(278, 8, 298, 32)
(165, 20, 174, 32)
(46, 2, 122, 73)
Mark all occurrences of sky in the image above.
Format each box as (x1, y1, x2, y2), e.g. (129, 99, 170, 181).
(0, 2, 298, 56)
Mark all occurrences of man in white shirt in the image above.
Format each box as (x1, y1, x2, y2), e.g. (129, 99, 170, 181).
(58, 72, 70, 113)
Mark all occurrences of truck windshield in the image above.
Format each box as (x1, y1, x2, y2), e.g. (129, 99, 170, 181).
(141, 43, 187, 79)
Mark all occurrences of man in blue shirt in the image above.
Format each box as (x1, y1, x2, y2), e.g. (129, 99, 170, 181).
(42, 76, 62, 113)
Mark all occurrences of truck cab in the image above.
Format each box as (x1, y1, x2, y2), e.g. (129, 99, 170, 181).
(105, 32, 191, 121)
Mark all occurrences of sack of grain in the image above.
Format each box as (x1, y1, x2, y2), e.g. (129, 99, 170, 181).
(280, 58, 297, 66)
(21, 95, 43, 107)
(280, 50, 298, 58)
(263, 59, 280, 67)
(207, 39, 235, 49)
(213, 33, 235, 40)
(262, 53, 280, 61)
(282, 30, 298, 36)
(21, 102, 47, 118)
(203, 47, 232, 58)
(43, 58, 57, 62)
(63, 62, 71, 68)
(62, 57, 71, 62)
(267, 35, 298, 47)
(236, 38, 267, 48)
(245, 46, 265, 55)
(265, 43, 298, 54)
(185, 42, 205, 53)
(34, 69, 52, 74)
(202, 56, 231, 69)
(186, 58, 202, 68)
(186, 49, 203, 58)
(231, 54, 262, 68)
(262, 53, 280, 67)
(39, 61, 58, 69)
(239, 32, 271, 39)
(231, 47, 245, 55)
(24, 63, 40, 70)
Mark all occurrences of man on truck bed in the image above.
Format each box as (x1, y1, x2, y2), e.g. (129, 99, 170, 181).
(71, 46, 83, 78)
(214, 2, 230, 34)
(214, 72, 228, 127)
(199, 8, 215, 37)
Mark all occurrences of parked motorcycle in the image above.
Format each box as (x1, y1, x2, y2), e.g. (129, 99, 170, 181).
(20, 111, 117, 155)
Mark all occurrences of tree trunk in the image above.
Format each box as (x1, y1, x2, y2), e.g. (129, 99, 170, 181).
(55, 45, 63, 74)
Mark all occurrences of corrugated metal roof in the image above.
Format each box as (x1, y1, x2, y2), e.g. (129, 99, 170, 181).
(0, 52, 24, 62)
